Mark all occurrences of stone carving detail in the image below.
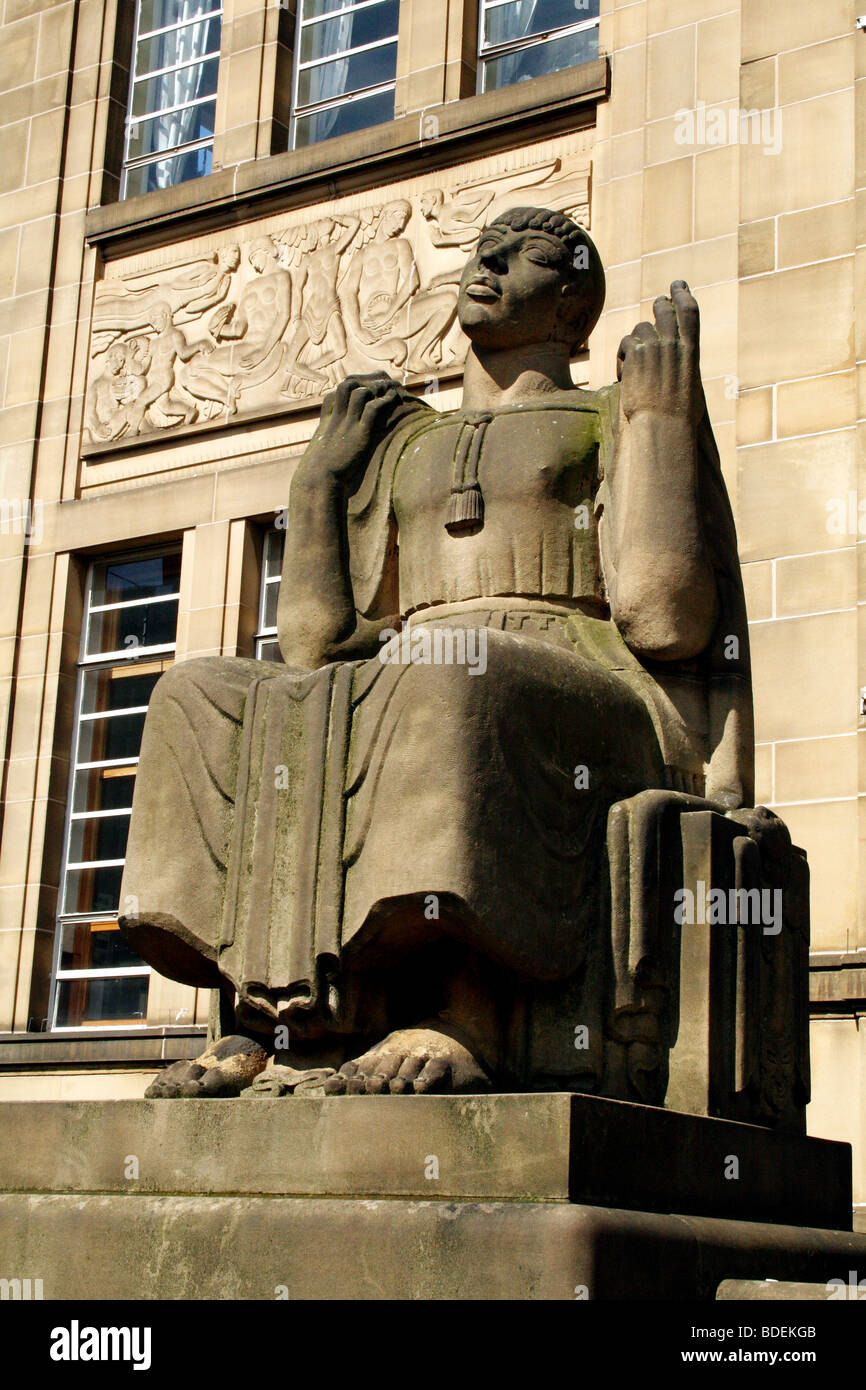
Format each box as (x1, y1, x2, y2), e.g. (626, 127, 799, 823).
(84, 156, 589, 446)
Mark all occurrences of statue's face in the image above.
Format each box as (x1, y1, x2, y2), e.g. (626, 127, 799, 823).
(382, 203, 409, 237)
(458, 224, 575, 350)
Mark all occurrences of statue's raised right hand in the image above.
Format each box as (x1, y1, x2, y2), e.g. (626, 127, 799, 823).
(300, 374, 410, 485)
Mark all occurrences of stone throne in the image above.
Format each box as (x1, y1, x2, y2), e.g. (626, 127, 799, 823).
(117, 208, 810, 1127)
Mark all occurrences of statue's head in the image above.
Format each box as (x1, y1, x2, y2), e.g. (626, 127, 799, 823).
(106, 343, 127, 372)
(148, 301, 172, 333)
(420, 189, 444, 217)
(248, 236, 276, 273)
(380, 200, 411, 238)
(458, 207, 605, 356)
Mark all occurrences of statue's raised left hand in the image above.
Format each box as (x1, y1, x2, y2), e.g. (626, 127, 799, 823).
(617, 280, 703, 427)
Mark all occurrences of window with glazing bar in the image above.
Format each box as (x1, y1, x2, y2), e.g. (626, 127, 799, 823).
(49, 552, 182, 1030)
(255, 529, 286, 662)
(292, 0, 400, 149)
(477, 0, 600, 93)
(121, 0, 223, 199)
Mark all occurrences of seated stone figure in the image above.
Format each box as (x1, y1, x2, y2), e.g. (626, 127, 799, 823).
(121, 207, 801, 1108)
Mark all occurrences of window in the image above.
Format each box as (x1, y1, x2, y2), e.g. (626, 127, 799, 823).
(122, 0, 223, 199)
(292, 0, 400, 149)
(255, 529, 285, 662)
(49, 551, 182, 1030)
(477, 0, 600, 93)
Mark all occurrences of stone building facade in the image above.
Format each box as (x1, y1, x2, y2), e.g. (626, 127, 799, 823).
(0, 0, 863, 1220)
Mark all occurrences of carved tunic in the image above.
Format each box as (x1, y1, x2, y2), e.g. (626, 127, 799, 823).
(391, 403, 604, 611)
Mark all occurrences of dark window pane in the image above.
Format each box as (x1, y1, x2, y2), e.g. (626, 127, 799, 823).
(60, 922, 144, 971)
(91, 554, 180, 607)
(256, 639, 283, 663)
(73, 768, 137, 816)
(263, 529, 285, 580)
(484, 0, 599, 47)
(138, 0, 220, 37)
(297, 42, 397, 106)
(300, 1, 399, 62)
(124, 144, 214, 195)
(55, 974, 149, 1028)
(295, 86, 395, 145)
(80, 666, 163, 717)
(86, 597, 178, 657)
(68, 812, 131, 867)
(63, 864, 125, 915)
(482, 25, 598, 89)
(128, 90, 217, 151)
(135, 16, 221, 78)
(77, 710, 147, 764)
(262, 581, 279, 631)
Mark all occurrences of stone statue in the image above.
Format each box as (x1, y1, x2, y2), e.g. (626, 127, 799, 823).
(121, 208, 809, 1120)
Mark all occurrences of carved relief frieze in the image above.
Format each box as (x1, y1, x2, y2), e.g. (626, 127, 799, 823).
(83, 151, 590, 451)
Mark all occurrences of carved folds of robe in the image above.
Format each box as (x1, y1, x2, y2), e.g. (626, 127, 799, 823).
(120, 385, 753, 1081)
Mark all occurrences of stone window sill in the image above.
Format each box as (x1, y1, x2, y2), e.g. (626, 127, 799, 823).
(0, 1027, 207, 1070)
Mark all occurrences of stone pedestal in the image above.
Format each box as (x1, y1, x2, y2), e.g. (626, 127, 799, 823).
(1, 1094, 864, 1300)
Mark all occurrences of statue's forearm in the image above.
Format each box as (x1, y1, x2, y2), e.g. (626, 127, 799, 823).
(607, 412, 719, 660)
(278, 468, 358, 669)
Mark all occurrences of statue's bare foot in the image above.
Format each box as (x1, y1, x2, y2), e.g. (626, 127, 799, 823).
(320, 1024, 491, 1096)
(145, 1035, 268, 1098)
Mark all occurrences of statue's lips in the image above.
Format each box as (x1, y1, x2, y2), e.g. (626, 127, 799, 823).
(464, 280, 501, 301)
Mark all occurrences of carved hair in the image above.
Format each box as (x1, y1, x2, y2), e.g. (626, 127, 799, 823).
(483, 206, 606, 354)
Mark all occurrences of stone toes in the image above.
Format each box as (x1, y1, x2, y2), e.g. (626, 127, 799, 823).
(364, 1074, 388, 1094)
(322, 1073, 348, 1095)
(145, 1060, 204, 1099)
(395, 1050, 428, 1087)
(197, 1068, 237, 1097)
(413, 1058, 451, 1094)
(371, 1052, 404, 1083)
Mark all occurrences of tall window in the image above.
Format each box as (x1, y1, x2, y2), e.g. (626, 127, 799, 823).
(122, 0, 223, 199)
(477, 0, 600, 93)
(255, 529, 285, 661)
(50, 552, 181, 1030)
(292, 0, 400, 149)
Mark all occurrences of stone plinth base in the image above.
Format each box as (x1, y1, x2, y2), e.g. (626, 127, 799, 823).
(1, 1094, 864, 1300)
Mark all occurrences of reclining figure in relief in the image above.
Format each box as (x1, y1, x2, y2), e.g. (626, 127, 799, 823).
(121, 207, 808, 1120)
